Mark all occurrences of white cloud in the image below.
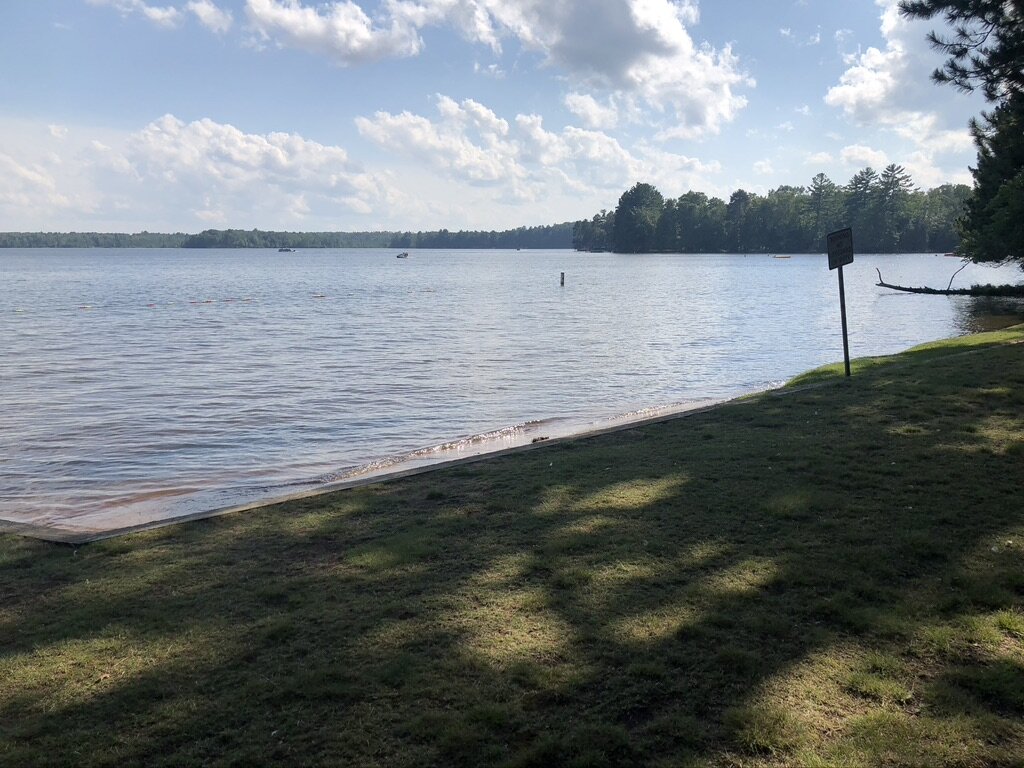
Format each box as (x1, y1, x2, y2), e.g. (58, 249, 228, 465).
(48, 124, 69, 139)
(356, 96, 520, 183)
(87, 0, 183, 27)
(777, 121, 794, 132)
(805, 151, 833, 165)
(825, 1, 977, 142)
(753, 159, 774, 175)
(0, 114, 401, 230)
(245, 0, 423, 65)
(780, 26, 820, 46)
(245, 0, 750, 138)
(795, 104, 811, 116)
(473, 61, 505, 78)
(840, 143, 888, 168)
(825, 0, 980, 183)
(564, 92, 619, 130)
(356, 93, 720, 209)
(130, 115, 384, 206)
(0, 152, 74, 214)
(0, 91, 728, 232)
(902, 150, 972, 187)
(187, 0, 233, 33)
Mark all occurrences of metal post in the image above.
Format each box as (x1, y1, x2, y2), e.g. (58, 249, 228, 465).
(838, 265, 851, 377)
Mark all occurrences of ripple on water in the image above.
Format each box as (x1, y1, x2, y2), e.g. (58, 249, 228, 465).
(1, 248, 1021, 535)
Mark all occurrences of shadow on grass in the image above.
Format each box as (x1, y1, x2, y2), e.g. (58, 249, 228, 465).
(787, 321, 1024, 387)
(2, 339, 1023, 766)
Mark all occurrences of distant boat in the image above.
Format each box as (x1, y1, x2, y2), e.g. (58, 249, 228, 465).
(943, 252, 959, 257)
(773, 255, 791, 259)
(278, 247, 295, 252)
(396, 252, 409, 259)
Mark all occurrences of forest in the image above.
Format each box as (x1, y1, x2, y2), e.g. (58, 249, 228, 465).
(0, 223, 573, 250)
(573, 166, 972, 254)
(0, 231, 189, 248)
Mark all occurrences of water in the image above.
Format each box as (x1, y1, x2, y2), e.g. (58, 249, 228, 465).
(1, 248, 1021, 536)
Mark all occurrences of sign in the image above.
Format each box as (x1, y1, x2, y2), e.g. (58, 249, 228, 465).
(825, 228, 854, 376)
(827, 227, 854, 270)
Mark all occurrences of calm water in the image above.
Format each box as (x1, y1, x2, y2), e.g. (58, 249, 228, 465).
(2, 248, 1021, 534)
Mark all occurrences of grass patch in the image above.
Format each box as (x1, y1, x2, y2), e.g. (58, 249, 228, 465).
(2, 325, 1024, 765)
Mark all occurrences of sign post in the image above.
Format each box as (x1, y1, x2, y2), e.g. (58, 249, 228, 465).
(826, 228, 854, 377)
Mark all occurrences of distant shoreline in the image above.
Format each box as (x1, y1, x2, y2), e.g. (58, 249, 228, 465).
(0, 223, 574, 250)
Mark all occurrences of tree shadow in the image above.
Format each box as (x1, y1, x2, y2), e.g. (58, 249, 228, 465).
(2, 342, 1023, 766)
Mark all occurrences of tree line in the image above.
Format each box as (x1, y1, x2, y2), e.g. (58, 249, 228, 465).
(573, 168, 972, 254)
(389, 223, 573, 249)
(0, 223, 573, 250)
(0, 231, 188, 248)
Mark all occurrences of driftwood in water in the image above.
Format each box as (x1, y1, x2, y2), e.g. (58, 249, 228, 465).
(875, 267, 972, 295)
(875, 267, 1024, 297)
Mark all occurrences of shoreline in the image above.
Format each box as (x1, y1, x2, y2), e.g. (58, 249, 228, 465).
(1, 396, 742, 544)
(6, 314, 1023, 545)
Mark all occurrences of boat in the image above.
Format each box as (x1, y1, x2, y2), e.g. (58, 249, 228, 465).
(773, 254, 791, 259)
(396, 252, 409, 258)
(278, 247, 295, 252)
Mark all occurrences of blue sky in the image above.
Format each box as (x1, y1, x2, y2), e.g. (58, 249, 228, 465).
(0, 0, 986, 232)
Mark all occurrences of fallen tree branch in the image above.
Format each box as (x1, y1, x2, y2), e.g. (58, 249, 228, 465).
(875, 268, 1024, 297)
(875, 267, 973, 294)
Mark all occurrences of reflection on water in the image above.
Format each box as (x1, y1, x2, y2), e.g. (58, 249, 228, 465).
(1, 248, 1021, 536)
(952, 296, 1024, 334)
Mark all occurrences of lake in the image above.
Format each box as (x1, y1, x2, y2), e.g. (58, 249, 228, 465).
(2, 248, 1021, 537)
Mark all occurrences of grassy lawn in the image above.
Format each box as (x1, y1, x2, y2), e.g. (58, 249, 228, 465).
(2, 326, 1023, 767)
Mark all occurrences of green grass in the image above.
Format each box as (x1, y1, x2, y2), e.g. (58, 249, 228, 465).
(2, 325, 1024, 766)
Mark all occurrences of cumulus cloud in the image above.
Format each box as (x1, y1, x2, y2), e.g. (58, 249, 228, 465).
(140, 116, 399, 224)
(753, 159, 774, 175)
(0, 152, 74, 214)
(355, 96, 520, 183)
(564, 92, 619, 130)
(129, 115, 386, 216)
(356, 93, 720, 206)
(825, 0, 977, 161)
(245, 0, 423, 65)
(87, 0, 183, 27)
(840, 143, 889, 168)
(245, 0, 750, 138)
(805, 151, 833, 165)
(186, 0, 233, 33)
(85, 0, 751, 138)
(0, 114, 403, 230)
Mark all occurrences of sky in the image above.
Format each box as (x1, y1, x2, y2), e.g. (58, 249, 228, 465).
(0, 0, 988, 233)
